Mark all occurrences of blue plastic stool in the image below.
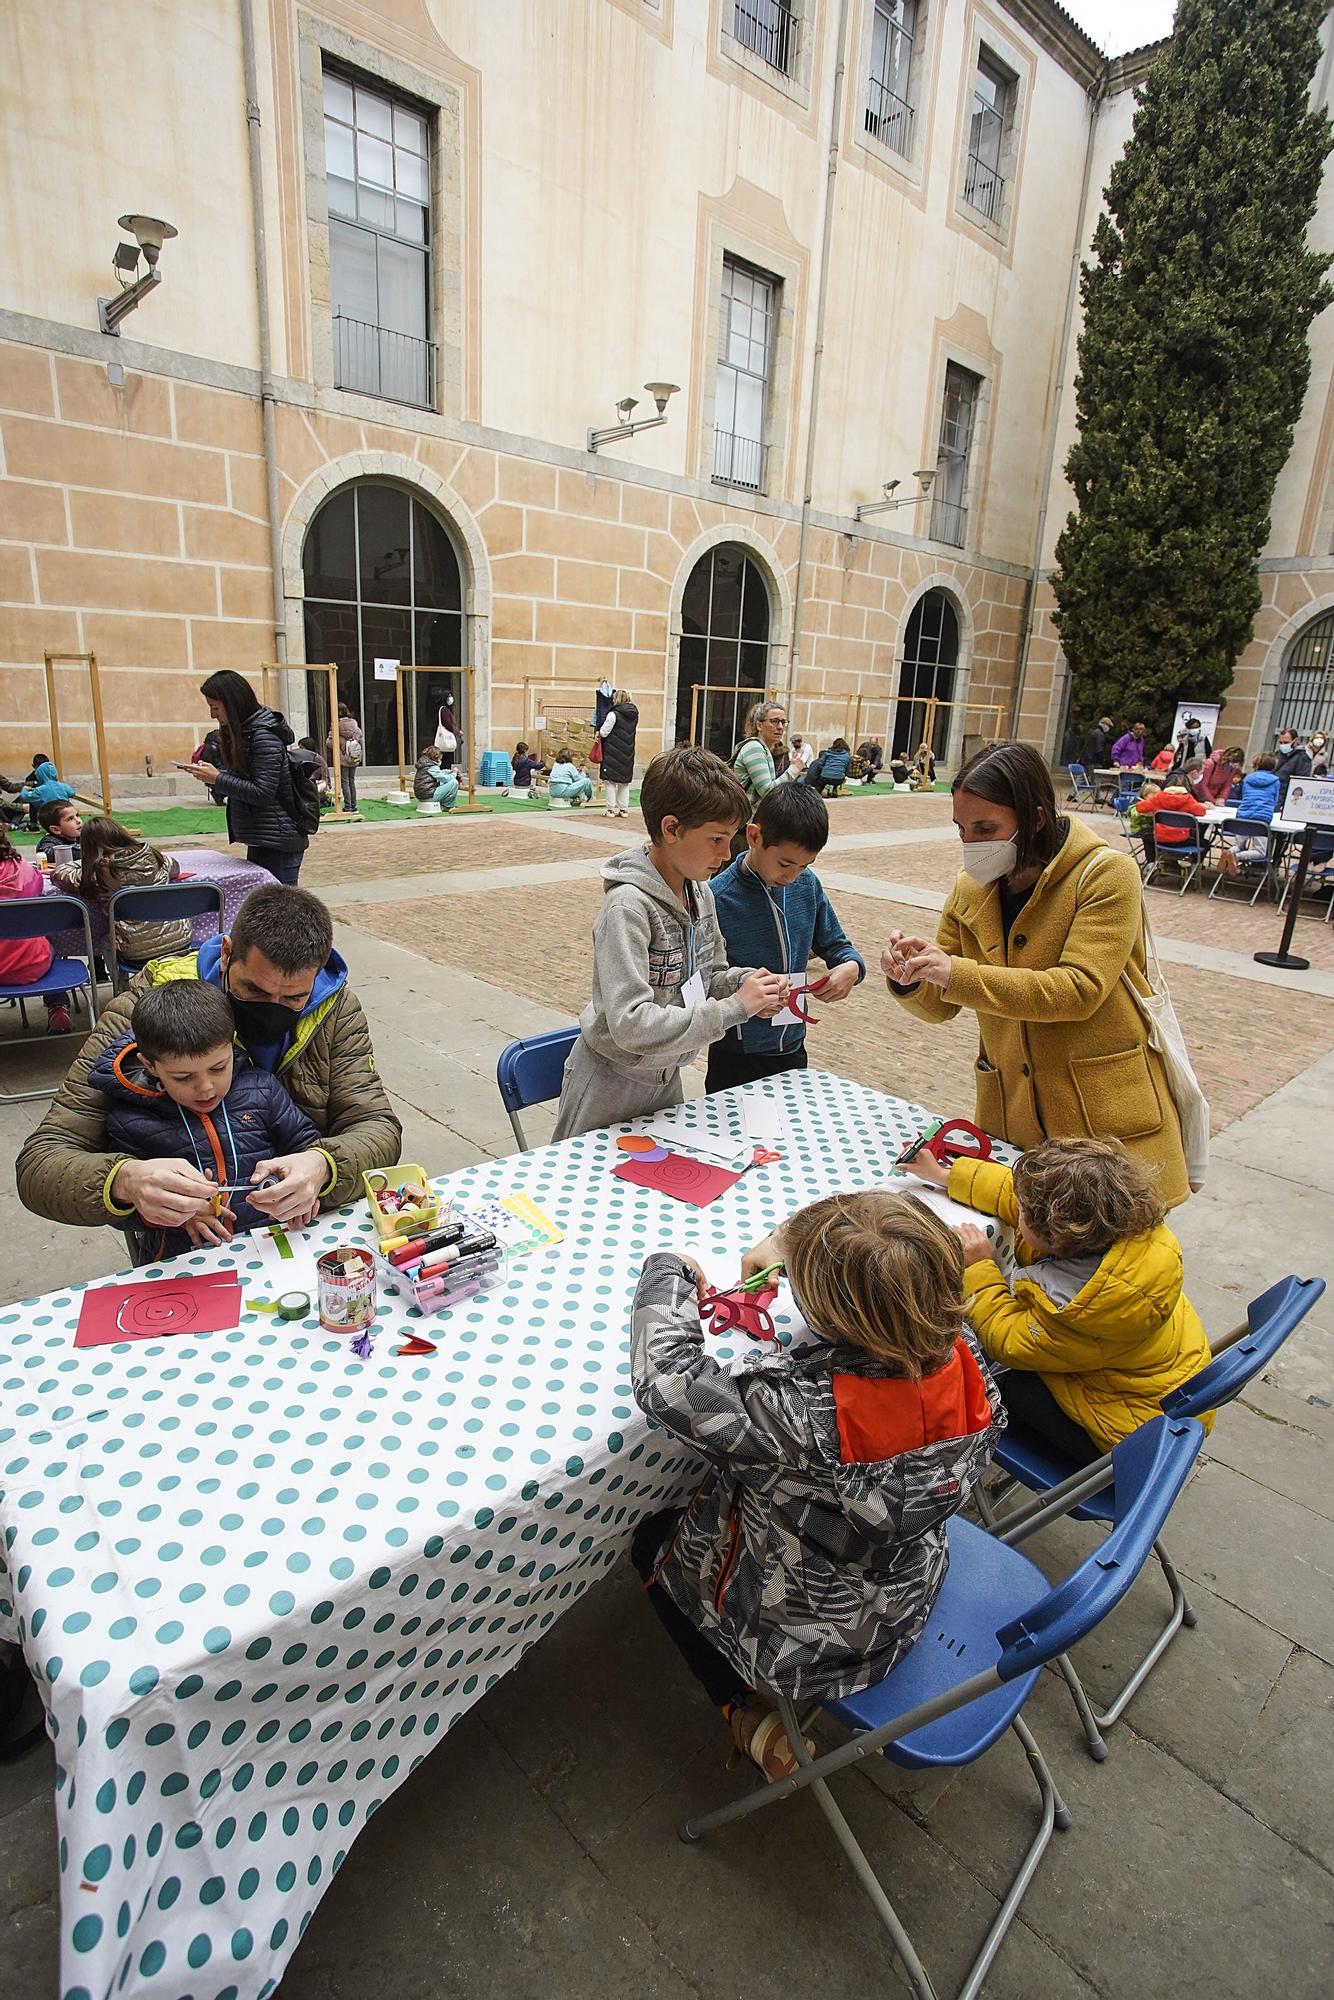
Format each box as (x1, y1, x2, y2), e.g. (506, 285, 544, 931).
(478, 751, 512, 788)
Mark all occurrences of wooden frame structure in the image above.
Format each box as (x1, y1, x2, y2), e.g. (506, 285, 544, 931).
(393, 663, 489, 814)
(687, 681, 780, 753)
(850, 692, 1007, 765)
(43, 651, 113, 813)
(278, 661, 361, 822)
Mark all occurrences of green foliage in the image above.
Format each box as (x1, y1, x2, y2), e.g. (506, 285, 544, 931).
(1051, 0, 1333, 743)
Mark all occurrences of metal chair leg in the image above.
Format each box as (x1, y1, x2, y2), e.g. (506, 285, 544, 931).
(954, 1717, 1070, 2000)
(1052, 1651, 1107, 1761)
(1093, 1537, 1195, 1731)
(775, 1698, 939, 2000)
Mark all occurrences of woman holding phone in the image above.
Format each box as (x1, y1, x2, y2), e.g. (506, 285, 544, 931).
(181, 671, 309, 884)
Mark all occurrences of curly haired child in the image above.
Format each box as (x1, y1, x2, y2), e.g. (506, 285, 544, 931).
(906, 1136, 1211, 1462)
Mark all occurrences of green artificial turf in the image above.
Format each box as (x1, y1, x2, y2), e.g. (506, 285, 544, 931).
(6, 776, 944, 847)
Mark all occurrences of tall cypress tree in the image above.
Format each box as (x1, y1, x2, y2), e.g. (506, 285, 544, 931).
(1051, 0, 1333, 742)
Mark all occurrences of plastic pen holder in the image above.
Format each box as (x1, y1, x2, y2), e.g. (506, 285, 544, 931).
(374, 1241, 508, 1319)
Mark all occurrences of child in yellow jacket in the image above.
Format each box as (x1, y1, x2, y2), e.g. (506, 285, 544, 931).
(905, 1136, 1211, 1461)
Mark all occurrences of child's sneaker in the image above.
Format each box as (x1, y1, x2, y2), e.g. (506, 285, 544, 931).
(46, 1003, 72, 1035)
(727, 1698, 814, 1782)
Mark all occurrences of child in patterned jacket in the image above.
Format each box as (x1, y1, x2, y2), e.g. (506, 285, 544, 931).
(630, 1189, 1003, 1781)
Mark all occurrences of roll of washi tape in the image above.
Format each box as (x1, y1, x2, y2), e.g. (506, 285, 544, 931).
(246, 1291, 311, 1321)
(616, 1135, 659, 1154)
(635, 1145, 670, 1163)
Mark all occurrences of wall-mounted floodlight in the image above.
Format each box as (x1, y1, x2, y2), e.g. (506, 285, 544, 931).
(853, 467, 936, 523)
(587, 381, 680, 454)
(98, 214, 178, 336)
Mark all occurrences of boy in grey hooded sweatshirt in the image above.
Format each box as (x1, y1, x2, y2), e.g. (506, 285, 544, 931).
(552, 748, 789, 1140)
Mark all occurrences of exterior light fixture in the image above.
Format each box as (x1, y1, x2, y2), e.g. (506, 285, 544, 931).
(98, 214, 178, 336)
(587, 380, 680, 454)
(854, 467, 936, 524)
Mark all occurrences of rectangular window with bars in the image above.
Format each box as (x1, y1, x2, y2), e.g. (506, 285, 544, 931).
(965, 50, 1010, 222)
(713, 258, 775, 494)
(324, 68, 436, 409)
(866, 0, 916, 157)
(732, 0, 798, 76)
(931, 362, 980, 548)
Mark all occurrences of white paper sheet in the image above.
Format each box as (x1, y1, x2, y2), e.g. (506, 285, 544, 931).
(640, 1104, 751, 1168)
(740, 1098, 786, 1144)
(252, 1223, 328, 1293)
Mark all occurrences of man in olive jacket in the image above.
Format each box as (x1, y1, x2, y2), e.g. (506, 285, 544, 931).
(17, 883, 402, 1253)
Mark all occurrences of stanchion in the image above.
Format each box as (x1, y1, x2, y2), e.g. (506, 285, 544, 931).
(1254, 825, 1315, 971)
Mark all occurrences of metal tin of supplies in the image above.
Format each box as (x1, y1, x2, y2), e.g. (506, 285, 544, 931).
(316, 1246, 377, 1332)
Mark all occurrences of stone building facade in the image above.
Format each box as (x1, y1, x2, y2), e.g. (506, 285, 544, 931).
(1, 1, 1332, 790)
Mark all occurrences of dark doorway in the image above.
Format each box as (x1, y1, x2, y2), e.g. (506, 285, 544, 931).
(893, 590, 960, 761)
(302, 482, 464, 765)
(674, 545, 773, 756)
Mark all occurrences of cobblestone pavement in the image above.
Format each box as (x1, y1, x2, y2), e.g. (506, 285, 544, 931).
(334, 876, 1334, 1136)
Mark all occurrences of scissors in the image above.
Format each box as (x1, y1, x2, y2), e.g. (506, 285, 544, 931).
(896, 1117, 992, 1168)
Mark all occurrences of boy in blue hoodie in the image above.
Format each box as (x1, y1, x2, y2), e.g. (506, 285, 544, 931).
(707, 782, 864, 1094)
(89, 979, 322, 1260)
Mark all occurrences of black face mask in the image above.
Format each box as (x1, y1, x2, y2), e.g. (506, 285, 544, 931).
(224, 970, 303, 1045)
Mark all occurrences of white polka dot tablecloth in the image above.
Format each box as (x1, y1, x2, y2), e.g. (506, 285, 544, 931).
(0, 1072, 1010, 2000)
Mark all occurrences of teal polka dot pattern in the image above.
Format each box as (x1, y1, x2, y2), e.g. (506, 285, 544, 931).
(0, 1076, 1015, 1999)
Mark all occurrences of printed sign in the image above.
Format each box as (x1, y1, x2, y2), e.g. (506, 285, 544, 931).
(1283, 777, 1334, 829)
(373, 657, 399, 681)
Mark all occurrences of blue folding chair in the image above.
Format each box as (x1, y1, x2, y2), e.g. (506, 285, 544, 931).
(106, 881, 224, 992)
(978, 1274, 1325, 1759)
(1065, 762, 1094, 807)
(495, 1026, 579, 1149)
(1142, 809, 1207, 893)
(1207, 816, 1279, 905)
(679, 1416, 1205, 2000)
(0, 895, 99, 1102)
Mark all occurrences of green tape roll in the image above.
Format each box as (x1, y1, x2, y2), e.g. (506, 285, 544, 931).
(247, 1291, 311, 1321)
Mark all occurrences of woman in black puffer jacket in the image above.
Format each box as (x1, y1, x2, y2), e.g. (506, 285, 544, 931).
(187, 670, 309, 883)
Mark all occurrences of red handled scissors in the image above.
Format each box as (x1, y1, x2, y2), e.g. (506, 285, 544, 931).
(897, 1117, 993, 1168)
(700, 1282, 780, 1342)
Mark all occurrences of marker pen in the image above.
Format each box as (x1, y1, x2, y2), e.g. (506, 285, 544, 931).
(414, 1232, 498, 1280)
(414, 1232, 498, 1279)
(386, 1221, 466, 1266)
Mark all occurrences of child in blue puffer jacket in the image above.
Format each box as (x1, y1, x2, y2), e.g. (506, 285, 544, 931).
(89, 980, 322, 1262)
(1220, 752, 1282, 871)
(707, 782, 864, 1094)
(17, 757, 75, 828)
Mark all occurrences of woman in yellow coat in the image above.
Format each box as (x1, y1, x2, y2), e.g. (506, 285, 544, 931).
(906, 1137, 1211, 1457)
(883, 741, 1191, 1208)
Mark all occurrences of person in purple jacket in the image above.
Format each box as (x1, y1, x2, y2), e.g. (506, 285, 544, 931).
(88, 979, 322, 1263)
(1111, 721, 1148, 767)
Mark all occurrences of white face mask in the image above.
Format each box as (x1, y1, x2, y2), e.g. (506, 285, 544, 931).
(961, 837, 1018, 886)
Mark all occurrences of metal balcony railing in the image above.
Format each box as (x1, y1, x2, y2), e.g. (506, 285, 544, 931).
(732, 0, 797, 76)
(712, 429, 769, 494)
(865, 75, 914, 156)
(929, 498, 968, 548)
(333, 314, 437, 410)
(963, 151, 1005, 222)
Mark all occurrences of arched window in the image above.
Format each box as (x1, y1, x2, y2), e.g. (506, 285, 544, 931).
(302, 482, 464, 765)
(1274, 610, 1334, 743)
(675, 545, 773, 756)
(894, 590, 959, 759)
